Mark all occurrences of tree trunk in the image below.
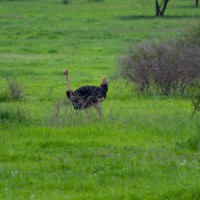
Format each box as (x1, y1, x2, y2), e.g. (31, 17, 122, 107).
(161, 0, 169, 16)
(155, 0, 170, 17)
(196, 0, 199, 7)
(156, 0, 160, 16)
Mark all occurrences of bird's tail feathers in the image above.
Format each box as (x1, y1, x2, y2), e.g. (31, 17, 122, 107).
(101, 76, 108, 85)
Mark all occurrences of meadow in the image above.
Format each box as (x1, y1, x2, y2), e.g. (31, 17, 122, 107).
(0, 0, 200, 199)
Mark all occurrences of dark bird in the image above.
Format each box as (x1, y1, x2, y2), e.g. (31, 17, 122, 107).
(63, 69, 108, 116)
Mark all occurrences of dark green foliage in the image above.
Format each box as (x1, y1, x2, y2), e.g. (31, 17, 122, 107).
(187, 134, 200, 151)
(177, 126, 200, 152)
(0, 105, 31, 124)
(0, 90, 9, 102)
(62, 0, 70, 4)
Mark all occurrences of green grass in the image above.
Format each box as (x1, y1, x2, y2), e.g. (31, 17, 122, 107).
(0, 0, 200, 199)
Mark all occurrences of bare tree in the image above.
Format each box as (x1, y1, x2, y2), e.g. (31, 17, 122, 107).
(119, 40, 200, 96)
(155, 0, 170, 17)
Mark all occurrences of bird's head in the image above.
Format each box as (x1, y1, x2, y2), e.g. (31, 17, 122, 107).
(63, 69, 68, 76)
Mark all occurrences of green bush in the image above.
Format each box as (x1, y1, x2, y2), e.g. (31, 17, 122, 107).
(62, 0, 70, 4)
(177, 129, 200, 152)
(0, 90, 9, 102)
(187, 134, 200, 151)
(0, 104, 32, 124)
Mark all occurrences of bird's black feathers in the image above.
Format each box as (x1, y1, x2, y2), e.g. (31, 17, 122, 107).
(66, 84, 108, 110)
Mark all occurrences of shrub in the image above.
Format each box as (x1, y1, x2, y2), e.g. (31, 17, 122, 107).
(49, 98, 83, 127)
(6, 77, 24, 100)
(119, 40, 200, 96)
(186, 133, 200, 151)
(0, 104, 31, 124)
(50, 98, 65, 127)
(62, 0, 70, 4)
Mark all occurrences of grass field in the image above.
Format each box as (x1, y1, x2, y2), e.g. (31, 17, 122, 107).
(0, 0, 200, 199)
